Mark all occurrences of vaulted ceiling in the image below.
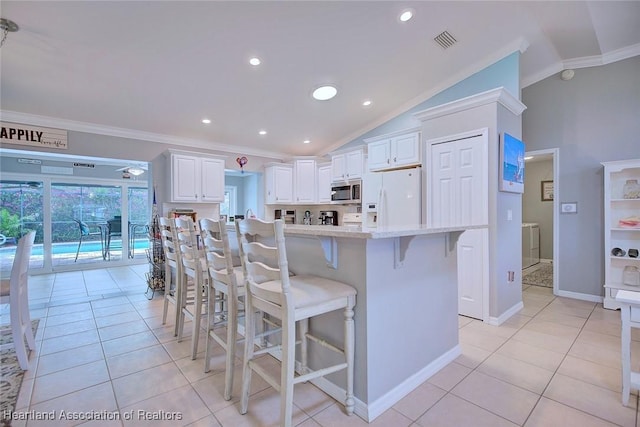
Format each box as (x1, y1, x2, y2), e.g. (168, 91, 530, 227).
(1, 1, 638, 159)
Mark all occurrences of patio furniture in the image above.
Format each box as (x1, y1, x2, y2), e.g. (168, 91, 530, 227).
(73, 220, 104, 262)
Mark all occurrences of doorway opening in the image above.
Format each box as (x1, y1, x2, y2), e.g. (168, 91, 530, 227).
(522, 148, 559, 294)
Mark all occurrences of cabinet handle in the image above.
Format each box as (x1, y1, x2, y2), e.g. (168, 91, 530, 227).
(387, 159, 390, 164)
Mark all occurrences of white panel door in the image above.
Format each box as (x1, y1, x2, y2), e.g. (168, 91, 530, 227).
(430, 143, 456, 228)
(429, 134, 487, 227)
(456, 135, 487, 226)
(458, 228, 488, 319)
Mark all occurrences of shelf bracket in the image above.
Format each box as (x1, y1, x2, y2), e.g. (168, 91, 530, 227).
(394, 236, 416, 269)
(317, 236, 338, 269)
(445, 231, 465, 255)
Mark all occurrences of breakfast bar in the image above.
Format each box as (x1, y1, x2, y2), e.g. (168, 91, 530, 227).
(277, 224, 476, 422)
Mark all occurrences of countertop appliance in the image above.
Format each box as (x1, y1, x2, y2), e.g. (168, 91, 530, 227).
(275, 209, 296, 225)
(522, 223, 540, 268)
(363, 167, 421, 228)
(331, 180, 361, 204)
(319, 210, 338, 226)
(342, 212, 362, 227)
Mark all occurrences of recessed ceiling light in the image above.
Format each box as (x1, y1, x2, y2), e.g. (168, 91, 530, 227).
(524, 156, 534, 160)
(362, 99, 372, 107)
(249, 57, 261, 66)
(303, 140, 311, 144)
(312, 85, 337, 101)
(399, 9, 414, 22)
(259, 130, 267, 136)
(202, 118, 211, 124)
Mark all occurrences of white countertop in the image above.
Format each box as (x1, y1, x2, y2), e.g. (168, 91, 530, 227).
(283, 224, 486, 239)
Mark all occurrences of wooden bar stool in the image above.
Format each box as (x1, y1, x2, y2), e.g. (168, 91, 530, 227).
(236, 218, 356, 427)
(615, 289, 640, 406)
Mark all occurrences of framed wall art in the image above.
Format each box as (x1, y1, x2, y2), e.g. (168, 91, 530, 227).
(541, 180, 554, 201)
(499, 133, 525, 193)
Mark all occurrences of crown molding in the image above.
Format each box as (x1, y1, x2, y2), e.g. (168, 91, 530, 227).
(413, 87, 526, 122)
(0, 110, 286, 161)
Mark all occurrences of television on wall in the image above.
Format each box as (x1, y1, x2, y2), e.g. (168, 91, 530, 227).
(499, 132, 525, 193)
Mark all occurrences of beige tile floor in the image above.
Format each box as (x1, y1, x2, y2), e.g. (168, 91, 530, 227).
(3, 265, 640, 426)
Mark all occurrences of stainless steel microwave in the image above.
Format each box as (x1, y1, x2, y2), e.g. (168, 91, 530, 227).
(331, 180, 361, 204)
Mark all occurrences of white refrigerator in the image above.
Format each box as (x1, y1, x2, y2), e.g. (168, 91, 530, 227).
(363, 167, 421, 227)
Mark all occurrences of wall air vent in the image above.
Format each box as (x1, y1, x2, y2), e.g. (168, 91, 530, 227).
(73, 162, 95, 168)
(434, 30, 457, 49)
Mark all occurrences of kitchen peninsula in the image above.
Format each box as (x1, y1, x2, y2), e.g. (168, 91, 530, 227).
(277, 223, 482, 422)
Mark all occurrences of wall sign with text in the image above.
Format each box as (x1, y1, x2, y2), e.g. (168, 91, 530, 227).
(0, 121, 68, 149)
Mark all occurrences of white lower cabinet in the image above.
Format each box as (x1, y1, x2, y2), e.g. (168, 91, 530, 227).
(168, 151, 225, 203)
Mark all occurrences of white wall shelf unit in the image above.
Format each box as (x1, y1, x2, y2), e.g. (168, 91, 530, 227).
(603, 159, 640, 309)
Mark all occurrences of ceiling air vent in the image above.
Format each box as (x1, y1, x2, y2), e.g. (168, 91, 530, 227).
(434, 30, 457, 49)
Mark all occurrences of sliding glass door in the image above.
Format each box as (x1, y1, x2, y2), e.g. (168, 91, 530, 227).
(0, 173, 149, 274)
(0, 180, 44, 274)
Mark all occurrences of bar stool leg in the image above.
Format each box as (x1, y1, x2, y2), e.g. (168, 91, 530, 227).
(622, 304, 631, 406)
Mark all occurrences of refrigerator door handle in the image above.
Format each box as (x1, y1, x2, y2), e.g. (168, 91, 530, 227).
(378, 187, 385, 228)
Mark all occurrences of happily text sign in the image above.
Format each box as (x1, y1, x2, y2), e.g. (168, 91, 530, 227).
(0, 121, 68, 149)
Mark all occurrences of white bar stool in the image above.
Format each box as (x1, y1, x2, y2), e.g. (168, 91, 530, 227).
(615, 289, 640, 406)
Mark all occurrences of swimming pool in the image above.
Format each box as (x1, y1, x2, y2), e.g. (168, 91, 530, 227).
(1, 240, 149, 256)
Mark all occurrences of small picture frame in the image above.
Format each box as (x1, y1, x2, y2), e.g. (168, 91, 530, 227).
(541, 180, 554, 201)
(561, 202, 578, 214)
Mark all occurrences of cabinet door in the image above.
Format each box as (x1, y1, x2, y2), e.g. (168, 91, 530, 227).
(345, 150, 363, 179)
(392, 132, 421, 168)
(331, 154, 346, 182)
(265, 165, 293, 204)
(317, 164, 332, 203)
(368, 140, 391, 171)
(294, 160, 316, 203)
(171, 154, 199, 202)
(201, 157, 225, 202)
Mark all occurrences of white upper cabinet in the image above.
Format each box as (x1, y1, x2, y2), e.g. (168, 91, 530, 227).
(366, 130, 421, 171)
(293, 159, 317, 204)
(264, 163, 293, 204)
(317, 163, 332, 203)
(331, 148, 364, 182)
(169, 151, 225, 203)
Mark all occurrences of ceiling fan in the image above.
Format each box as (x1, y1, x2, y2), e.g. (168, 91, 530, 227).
(115, 164, 147, 176)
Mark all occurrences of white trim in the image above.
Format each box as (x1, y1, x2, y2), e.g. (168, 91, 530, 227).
(556, 290, 604, 304)
(413, 87, 526, 122)
(487, 301, 523, 326)
(0, 110, 286, 161)
(310, 345, 460, 422)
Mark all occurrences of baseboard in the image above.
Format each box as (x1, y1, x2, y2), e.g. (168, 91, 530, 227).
(487, 301, 524, 326)
(310, 345, 461, 422)
(556, 289, 603, 303)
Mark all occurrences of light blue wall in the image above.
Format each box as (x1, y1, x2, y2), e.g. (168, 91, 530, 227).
(340, 52, 520, 150)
